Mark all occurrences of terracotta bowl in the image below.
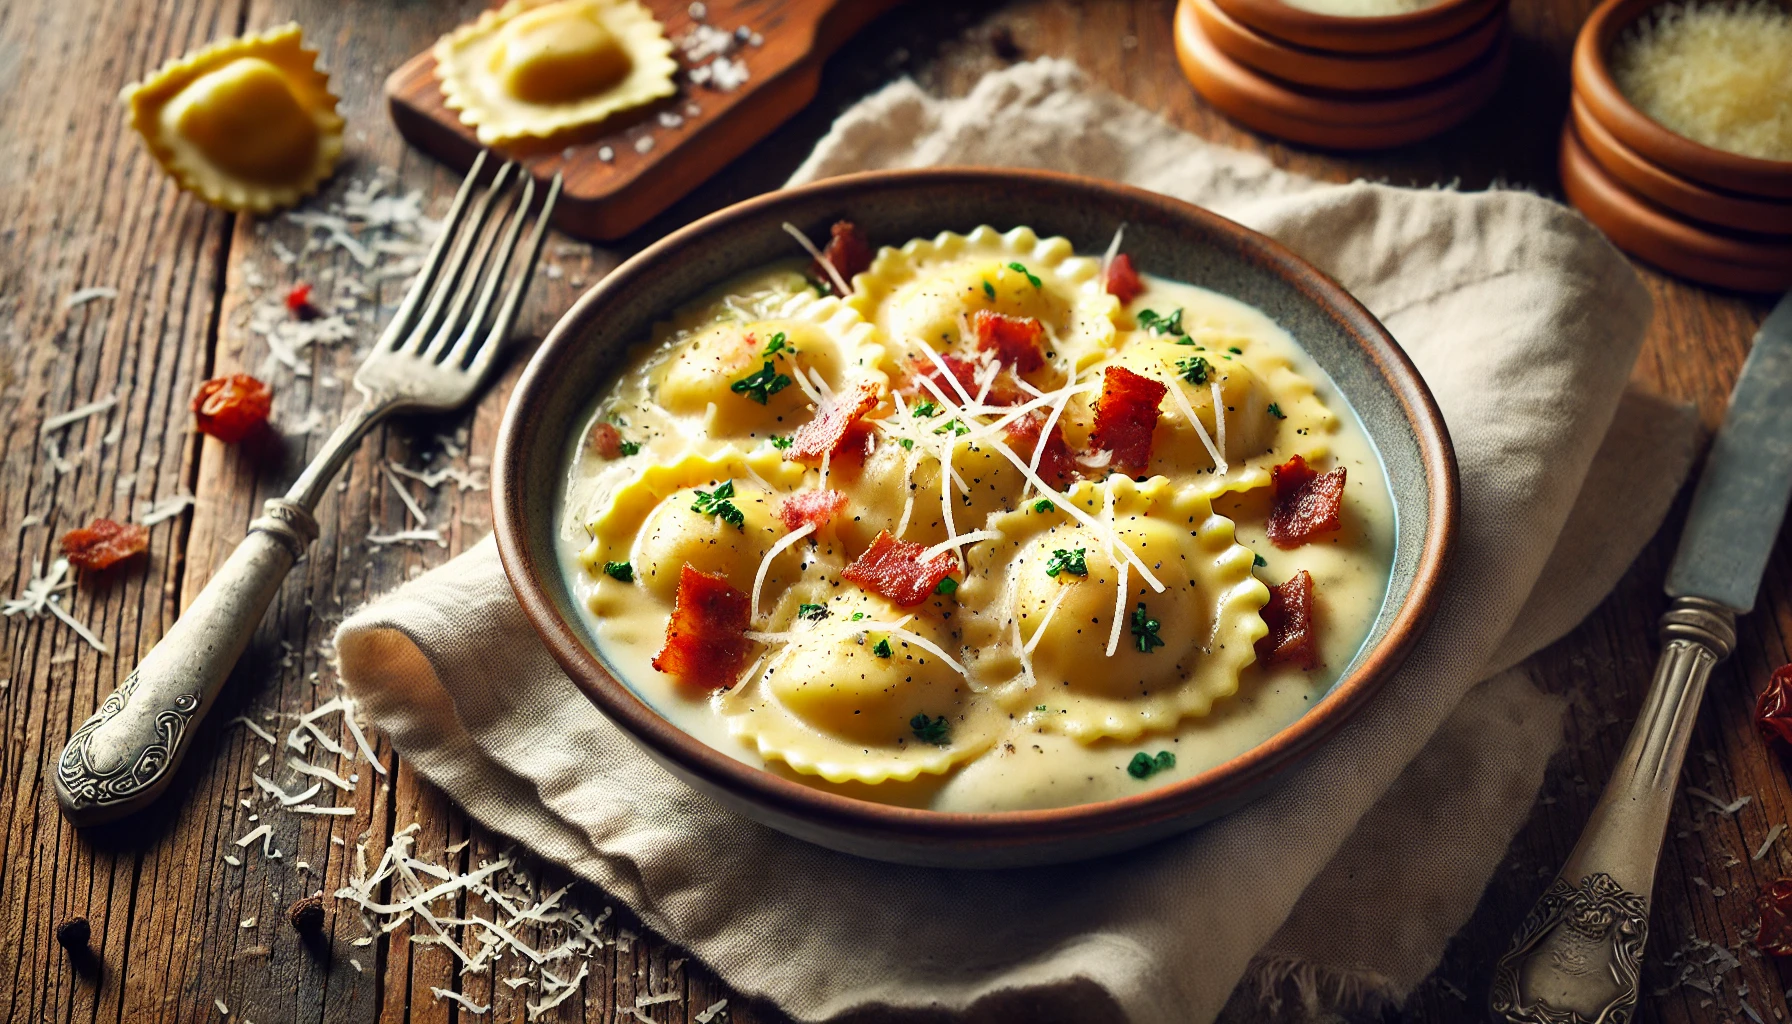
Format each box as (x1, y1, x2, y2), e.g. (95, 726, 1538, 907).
(1213, 0, 1504, 53)
(1570, 94, 1792, 235)
(1573, 0, 1792, 198)
(493, 169, 1459, 867)
(1188, 0, 1506, 92)
(1177, 2, 1509, 150)
(1561, 120, 1792, 291)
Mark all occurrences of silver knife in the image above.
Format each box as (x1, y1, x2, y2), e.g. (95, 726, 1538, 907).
(1492, 290, 1792, 1024)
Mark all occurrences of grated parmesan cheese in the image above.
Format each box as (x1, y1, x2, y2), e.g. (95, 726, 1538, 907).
(781, 222, 849, 296)
(1612, 1, 1792, 161)
(752, 523, 813, 625)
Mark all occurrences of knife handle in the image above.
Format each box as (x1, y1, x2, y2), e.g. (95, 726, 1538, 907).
(1489, 595, 1734, 1024)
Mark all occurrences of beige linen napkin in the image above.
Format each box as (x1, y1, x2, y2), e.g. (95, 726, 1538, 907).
(336, 60, 1698, 1022)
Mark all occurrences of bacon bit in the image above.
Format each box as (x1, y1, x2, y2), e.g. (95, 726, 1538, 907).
(1257, 570, 1317, 670)
(192, 374, 273, 443)
(586, 422, 624, 460)
(1757, 664, 1792, 747)
(815, 221, 873, 295)
(842, 530, 958, 607)
(969, 310, 1047, 373)
(61, 518, 150, 572)
(1089, 365, 1166, 475)
(1267, 455, 1347, 549)
(1758, 878, 1792, 956)
(777, 489, 848, 531)
(651, 566, 753, 687)
(284, 282, 315, 318)
(785, 381, 880, 464)
(898, 354, 1023, 407)
(1105, 253, 1143, 305)
(1003, 411, 1076, 487)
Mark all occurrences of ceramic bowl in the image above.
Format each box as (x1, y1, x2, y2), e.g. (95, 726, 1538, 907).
(1573, 0, 1792, 198)
(493, 169, 1459, 867)
(1212, 0, 1504, 53)
(1560, 121, 1792, 292)
(1187, 0, 1506, 92)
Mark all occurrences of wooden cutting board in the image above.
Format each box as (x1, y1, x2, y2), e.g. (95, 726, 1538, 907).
(385, 0, 902, 240)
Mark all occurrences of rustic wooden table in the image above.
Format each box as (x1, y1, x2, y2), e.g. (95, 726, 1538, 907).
(0, 0, 1780, 1021)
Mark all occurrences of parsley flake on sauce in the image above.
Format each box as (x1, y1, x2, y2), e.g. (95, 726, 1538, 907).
(1127, 750, 1176, 779)
(1032, 498, 1056, 513)
(1136, 308, 1184, 336)
(730, 361, 793, 404)
(761, 331, 790, 357)
(618, 440, 642, 456)
(770, 435, 794, 449)
(1045, 548, 1088, 578)
(798, 603, 829, 621)
(933, 418, 970, 436)
(911, 399, 939, 417)
(982, 280, 996, 300)
(1176, 355, 1212, 385)
(897, 437, 916, 450)
(1130, 602, 1165, 653)
(690, 481, 746, 530)
(935, 577, 959, 596)
(910, 713, 951, 745)
(1253, 552, 1267, 568)
(1007, 262, 1043, 288)
(871, 637, 894, 658)
(1267, 403, 1286, 419)
(602, 561, 634, 583)
(1228, 346, 1243, 354)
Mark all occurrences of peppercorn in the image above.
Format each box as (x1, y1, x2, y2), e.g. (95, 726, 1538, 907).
(55, 917, 90, 953)
(288, 895, 325, 935)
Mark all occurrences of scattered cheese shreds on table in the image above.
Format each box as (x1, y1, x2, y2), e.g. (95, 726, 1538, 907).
(695, 999, 729, 1023)
(40, 394, 118, 435)
(63, 286, 119, 311)
(3, 558, 107, 652)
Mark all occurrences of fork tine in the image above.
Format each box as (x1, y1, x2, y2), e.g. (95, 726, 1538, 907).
(466, 173, 562, 381)
(403, 161, 518, 354)
(441, 175, 537, 367)
(375, 150, 490, 352)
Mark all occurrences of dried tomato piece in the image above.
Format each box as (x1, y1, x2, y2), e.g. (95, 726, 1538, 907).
(283, 282, 315, 318)
(192, 374, 273, 443)
(1758, 878, 1792, 956)
(651, 566, 753, 687)
(969, 310, 1048, 373)
(842, 530, 957, 607)
(1257, 570, 1317, 670)
(1089, 365, 1166, 475)
(1003, 410, 1076, 488)
(1757, 664, 1792, 746)
(61, 518, 150, 572)
(585, 422, 624, 460)
(1105, 253, 1143, 305)
(815, 221, 873, 294)
(785, 381, 880, 465)
(777, 489, 848, 531)
(1266, 455, 1347, 549)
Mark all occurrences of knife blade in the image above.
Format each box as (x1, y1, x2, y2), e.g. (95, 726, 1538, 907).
(1664, 290, 1792, 613)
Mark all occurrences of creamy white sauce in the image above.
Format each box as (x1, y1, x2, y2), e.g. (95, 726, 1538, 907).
(556, 263, 1395, 813)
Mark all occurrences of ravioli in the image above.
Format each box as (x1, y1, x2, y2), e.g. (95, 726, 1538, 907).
(434, 0, 678, 146)
(122, 24, 343, 213)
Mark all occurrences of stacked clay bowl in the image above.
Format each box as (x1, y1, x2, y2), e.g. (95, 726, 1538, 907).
(1174, 0, 1511, 149)
(1561, 0, 1792, 291)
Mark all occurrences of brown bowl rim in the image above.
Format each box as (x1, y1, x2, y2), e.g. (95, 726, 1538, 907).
(1189, 0, 1506, 92)
(1212, 0, 1504, 53)
(493, 167, 1460, 851)
(1572, 0, 1792, 198)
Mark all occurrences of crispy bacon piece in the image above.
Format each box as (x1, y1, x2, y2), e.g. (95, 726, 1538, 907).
(1090, 365, 1166, 475)
(778, 489, 849, 531)
(1257, 570, 1317, 670)
(898, 353, 1020, 408)
(1267, 455, 1347, 549)
(192, 374, 273, 443)
(61, 518, 150, 572)
(586, 422, 624, 460)
(651, 566, 753, 687)
(842, 530, 958, 607)
(1105, 253, 1143, 305)
(1003, 411, 1076, 488)
(785, 381, 880, 464)
(969, 310, 1047, 373)
(815, 221, 873, 294)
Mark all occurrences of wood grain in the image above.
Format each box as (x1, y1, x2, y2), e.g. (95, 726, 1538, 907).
(0, 0, 1777, 1022)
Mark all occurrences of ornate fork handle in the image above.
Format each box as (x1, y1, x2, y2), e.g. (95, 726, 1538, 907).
(1490, 596, 1736, 1024)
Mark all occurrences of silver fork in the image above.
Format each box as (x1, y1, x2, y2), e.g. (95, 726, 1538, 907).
(53, 153, 561, 826)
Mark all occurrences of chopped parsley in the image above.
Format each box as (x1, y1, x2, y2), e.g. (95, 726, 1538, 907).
(1007, 262, 1042, 288)
(618, 440, 642, 456)
(798, 603, 829, 621)
(762, 331, 790, 357)
(730, 361, 793, 404)
(911, 399, 939, 417)
(910, 713, 951, 745)
(1130, 602, 1165, 653)
(1032, 498, 1056, 513)
(982, 280, 996, 300)
(1267, 403, 1286, 419)
(1127, 750, 1177, 779)
(690, 481, 746, 530)
(1228, 346, 1243, 354)
(1176, 355, 1212, 385)
(770, 434, 794, 449)
(1045, 547, 1088, 578)
(871, 637, 894, 658)
(849, 612, 866, 622)
(602, 561, 634, 583)
(1034, 704, 1049, 712)
(1253, 552, 1267, 568)
(933, 418, 970, 436)
(1136, 307, 1184, 336)
(935, 577, 959, 596)
(897, 437, 916, 450)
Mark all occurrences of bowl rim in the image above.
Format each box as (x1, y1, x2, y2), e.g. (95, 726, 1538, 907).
(493, 167, 1460, 849)
(1208, 0, 1504, 53)
(1573, 0, 1792, 198)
